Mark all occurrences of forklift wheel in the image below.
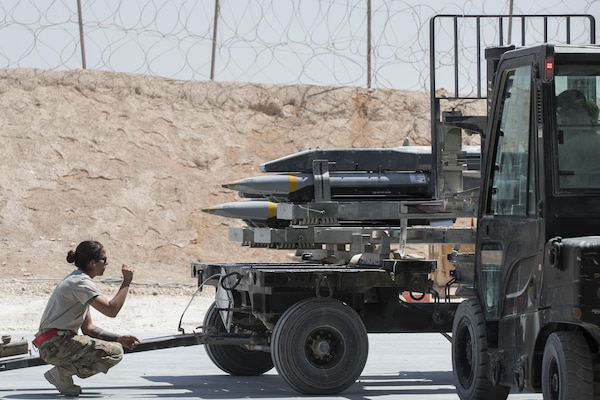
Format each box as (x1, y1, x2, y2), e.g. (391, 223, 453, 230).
(452, 298, 509, 400)
(542, 331, 594, 399)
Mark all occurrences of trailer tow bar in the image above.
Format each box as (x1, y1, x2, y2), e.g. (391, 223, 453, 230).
(0, 331, 269, 372)
(440, 332, 452, 343)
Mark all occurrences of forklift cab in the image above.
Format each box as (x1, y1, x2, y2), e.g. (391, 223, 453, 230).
(473, 44, 600, 393)
(477, 44, 600, 319)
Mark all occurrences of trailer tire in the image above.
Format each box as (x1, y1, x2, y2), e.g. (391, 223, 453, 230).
(203, 302, 273, 376)
(271, 297, 368, 395)
(452, 298, 509, 400)
(542, 331, 594, 399)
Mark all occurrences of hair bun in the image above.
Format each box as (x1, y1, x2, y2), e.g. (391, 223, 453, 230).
(66, 250, 76, 264)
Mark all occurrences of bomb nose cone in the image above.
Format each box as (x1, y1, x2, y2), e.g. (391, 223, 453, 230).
(222, 175, 305, 195)
(222, 180, 242, 190)
(201, 205, 223, 215)
(201, 200, 278, 220)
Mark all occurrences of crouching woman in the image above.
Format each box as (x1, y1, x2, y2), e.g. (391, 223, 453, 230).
(34, 240, 140, 396)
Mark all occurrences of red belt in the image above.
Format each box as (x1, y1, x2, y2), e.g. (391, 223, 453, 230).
(33, 329, 77, 348)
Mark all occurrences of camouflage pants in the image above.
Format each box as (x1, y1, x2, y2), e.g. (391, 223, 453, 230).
(39, 334, 124, 379)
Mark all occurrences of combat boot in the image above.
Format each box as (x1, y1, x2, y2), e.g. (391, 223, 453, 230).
(44, 366, 82, 396)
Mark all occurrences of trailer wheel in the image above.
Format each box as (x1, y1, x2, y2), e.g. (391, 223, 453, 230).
(542, 331, 594, 399)
(203, 302, 273, 376)
(271, 297, 368, 395)
(452, 298, 509, 400)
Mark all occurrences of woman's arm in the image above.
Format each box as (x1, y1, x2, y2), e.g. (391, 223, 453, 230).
(81, 310, 118, 340)
(89, 264, 134, 318)
(82, 304, 140, 349)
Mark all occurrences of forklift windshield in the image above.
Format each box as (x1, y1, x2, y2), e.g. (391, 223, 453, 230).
(555, 65, 600, 190)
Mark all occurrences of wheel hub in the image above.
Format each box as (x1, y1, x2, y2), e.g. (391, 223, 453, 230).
(306, 329, 339, 365)
(456, 324, 474, 386)
(549, 359, 559, 399)
(312, 338, 331, 356)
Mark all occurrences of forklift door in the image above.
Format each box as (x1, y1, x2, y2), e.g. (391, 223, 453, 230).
(477, 51, 542, 322)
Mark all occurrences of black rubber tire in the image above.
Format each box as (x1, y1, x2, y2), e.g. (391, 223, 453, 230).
(271, 297, 369, 395)
(452, 298, 510, 400)
(542, 331, 594, 400)
(203, 302, 273, 376)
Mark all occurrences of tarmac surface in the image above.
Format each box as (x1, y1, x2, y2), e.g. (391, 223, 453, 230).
(0, 332, 543, 399)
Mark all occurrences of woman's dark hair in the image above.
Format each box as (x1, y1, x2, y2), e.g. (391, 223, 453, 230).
(67, 240, 104, 271)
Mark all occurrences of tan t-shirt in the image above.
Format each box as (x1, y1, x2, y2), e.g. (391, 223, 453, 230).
(36, 269, 102, 336)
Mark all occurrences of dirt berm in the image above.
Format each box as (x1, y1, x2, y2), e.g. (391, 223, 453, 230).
(0, 68, 481, 287)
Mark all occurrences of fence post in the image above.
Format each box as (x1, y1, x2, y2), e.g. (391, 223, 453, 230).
(76, 0, 87, 69)
(507, 0, 514, 43)
(210, 0, 220, 80)
(367, 0, 371, 88)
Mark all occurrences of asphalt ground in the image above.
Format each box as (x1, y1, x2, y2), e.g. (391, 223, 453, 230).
(0, 332, 543, 399)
